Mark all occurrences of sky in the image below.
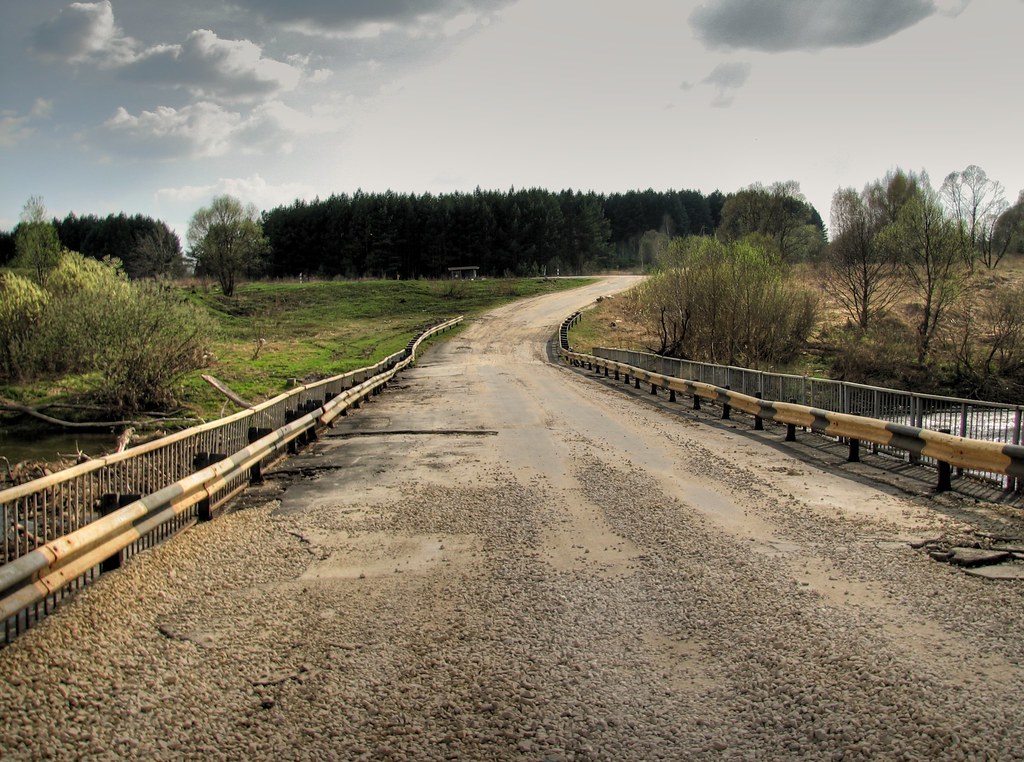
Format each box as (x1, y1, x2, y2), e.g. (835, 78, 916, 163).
(2, 0, 1022, 243)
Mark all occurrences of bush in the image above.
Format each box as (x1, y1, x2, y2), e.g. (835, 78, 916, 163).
(825, 318, 919, 388)
(0, 271, 49, 381)
(33, 253, 131, 377)
(629, 236, 819, 367)
(94, 281, 212, 410)
(1, 251, 212, 411)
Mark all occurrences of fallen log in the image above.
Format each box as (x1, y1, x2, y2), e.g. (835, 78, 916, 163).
(0, 397, 139, 429)
(201, 374, 255, 409)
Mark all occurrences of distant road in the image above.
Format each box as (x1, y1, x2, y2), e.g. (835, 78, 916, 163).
(3, 275, 1024, 760)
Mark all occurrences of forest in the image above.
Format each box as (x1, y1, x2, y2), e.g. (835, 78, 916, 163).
(258, 185, 827, 279)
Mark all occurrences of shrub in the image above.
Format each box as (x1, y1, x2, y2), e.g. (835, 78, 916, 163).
(630, 236, 819, 367)
(0, 271, 49, 381)
(1, 251, 212, 411)
(94, 281, 213, 410)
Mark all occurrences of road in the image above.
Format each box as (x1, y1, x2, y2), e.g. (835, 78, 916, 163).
(3, 276, 1024, 761)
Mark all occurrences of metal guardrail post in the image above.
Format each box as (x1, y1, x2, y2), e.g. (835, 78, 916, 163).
(937, 429, 952, 492)
(247, 427, 273, 483)
(97, 493, 141, 571)
(785, 399, 797, 441)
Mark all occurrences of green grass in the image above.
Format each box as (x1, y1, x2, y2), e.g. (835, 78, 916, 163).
(179, 277, 592, 418)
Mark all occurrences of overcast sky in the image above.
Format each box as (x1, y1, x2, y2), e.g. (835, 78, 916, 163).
(2, 0, 1022, 242)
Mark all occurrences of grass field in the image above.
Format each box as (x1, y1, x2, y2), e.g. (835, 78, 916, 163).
(182, 277, 593, 418)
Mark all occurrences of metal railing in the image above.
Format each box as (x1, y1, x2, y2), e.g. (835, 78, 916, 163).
(589, 347, 1022, 487)
(557, 313, 1022, 492)
(1, 316, 462, 642)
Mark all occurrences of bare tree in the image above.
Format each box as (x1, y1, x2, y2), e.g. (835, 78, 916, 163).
(826, 187, 903, 330)
(880, 184, 967, 364)
(941, 165, 1008, 269)
(942, 285, 1024, 396)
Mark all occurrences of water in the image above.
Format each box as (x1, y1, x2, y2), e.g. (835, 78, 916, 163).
(0, 427, 117, 466)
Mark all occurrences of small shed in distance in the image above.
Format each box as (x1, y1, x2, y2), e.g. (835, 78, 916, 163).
(447, 266, 479, 280)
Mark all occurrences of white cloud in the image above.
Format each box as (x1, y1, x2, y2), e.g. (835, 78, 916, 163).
(31, 0, 135, 65)
(33, 4, 305, 103)
(121, 29, 303, 101)
(155, 174, 316, 209)
(88, 97, 344, 160)
(0, 99, 54, 147)
(98, 102, 243, 158)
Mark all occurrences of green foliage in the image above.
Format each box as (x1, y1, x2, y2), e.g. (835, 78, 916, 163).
(629, 237, 818, 366)
(179, 277, 592, 417)
(14, 223, 61, 282)
(0, 271, 49, 381)
(95, 281, 212, 410)
(260, 187, 729, 279)
(0, 251, 211, 411)
(11, 196, 62, 282)
(188, 195, 268, 297)
(718, 181, 826, 262)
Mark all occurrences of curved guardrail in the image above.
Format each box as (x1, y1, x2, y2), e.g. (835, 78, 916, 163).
(557, 313, 1024, 492)
(0, 316, 462, 641)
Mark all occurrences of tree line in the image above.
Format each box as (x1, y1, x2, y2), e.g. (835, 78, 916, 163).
(257, 185, 824, 280)
(3, 183, 827, 285)
(0, 207, 184, 279)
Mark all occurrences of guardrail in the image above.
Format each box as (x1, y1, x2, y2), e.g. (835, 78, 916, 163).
(558, 313, 1024, 494)
(1, 316, 462, 642)
(592, 348, 1024, 456)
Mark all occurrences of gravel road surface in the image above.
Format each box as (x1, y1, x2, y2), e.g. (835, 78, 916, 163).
(3, 276, 1024, 761)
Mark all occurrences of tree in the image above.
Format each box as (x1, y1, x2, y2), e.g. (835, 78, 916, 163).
(718, 181, 826, 262)
(187, 195, 267, 296)
(866, 168, 923, 225)
(132, 226, 186, 278)
(984, 190, 1024, 269)
(941, 165, 1008, 270)
(13, 195, 61, 282)
(943, 285, 1024, 398)
(879, 182, 966, 364)
(826, 186, 903, 330)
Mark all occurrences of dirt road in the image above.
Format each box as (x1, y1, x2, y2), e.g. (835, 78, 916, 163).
(3, 276, 1024, 760)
